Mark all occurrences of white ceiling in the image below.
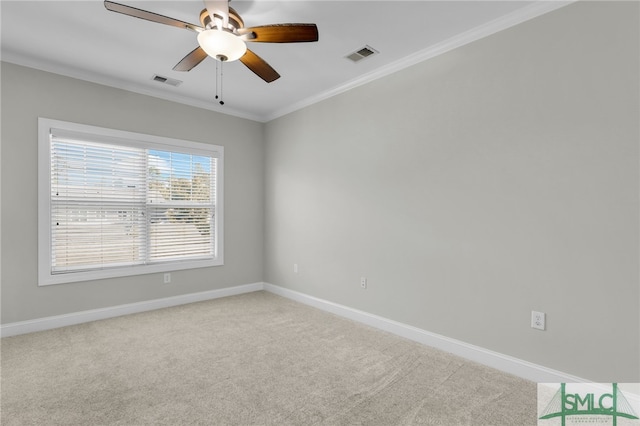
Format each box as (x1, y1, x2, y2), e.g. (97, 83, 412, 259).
(1, 1, 570, 122)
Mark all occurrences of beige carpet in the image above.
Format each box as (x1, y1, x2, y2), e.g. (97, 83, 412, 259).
(1, 291, 537, 425)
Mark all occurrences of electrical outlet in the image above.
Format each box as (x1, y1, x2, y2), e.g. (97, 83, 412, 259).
(360, 277, 367, 289)
(531, 311, 545, 330)
(164, 273, 171, 284)
(293, 263, 298, 274)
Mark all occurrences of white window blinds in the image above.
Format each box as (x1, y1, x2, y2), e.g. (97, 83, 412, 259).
(50, 139, 148, 273)
(39, 118, 223, 285)
(146, 149, 216, 262)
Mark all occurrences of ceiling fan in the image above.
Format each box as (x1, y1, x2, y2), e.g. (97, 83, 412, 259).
(104, 0, 319, 83)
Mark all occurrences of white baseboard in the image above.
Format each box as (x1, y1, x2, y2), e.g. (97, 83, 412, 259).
(263, 283, 590, 384)
(0, 282, 264, 338)
(0, 281, 621, 387)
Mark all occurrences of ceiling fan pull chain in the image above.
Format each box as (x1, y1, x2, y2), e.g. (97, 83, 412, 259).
(215, 60, 219, 101)
(219, 61, 225, 106)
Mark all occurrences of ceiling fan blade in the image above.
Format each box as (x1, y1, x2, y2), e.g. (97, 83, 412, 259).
(173, 47, 208, 72)
(240, 24, 319, 43)
(104, 1, 202, 32)
(240, 49, 280, 83)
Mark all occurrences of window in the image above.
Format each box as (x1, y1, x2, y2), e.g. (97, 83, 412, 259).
(38, 118, 223, 285)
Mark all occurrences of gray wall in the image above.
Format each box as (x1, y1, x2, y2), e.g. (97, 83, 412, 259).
(2, 1, 638, 383)
(264, 1, 639, 382)
(1, 63, 264, 323)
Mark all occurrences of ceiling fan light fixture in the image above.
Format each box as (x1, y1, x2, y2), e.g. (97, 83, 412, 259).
(197, 29, 247, 62)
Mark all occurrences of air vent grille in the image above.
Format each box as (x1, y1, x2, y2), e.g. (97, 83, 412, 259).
(151, 75, 182, 87)
(346, 45, 379, 63)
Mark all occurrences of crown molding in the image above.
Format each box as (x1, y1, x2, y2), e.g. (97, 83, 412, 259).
(0, 50, 263, 123)
(263, 0, 575, 122)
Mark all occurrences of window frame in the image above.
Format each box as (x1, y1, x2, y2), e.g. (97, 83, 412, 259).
(38, 118, 224, 286)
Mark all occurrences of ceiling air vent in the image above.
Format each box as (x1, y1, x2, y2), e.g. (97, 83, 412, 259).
(346, 45, 379, 63)
(151, 74, 182, 87)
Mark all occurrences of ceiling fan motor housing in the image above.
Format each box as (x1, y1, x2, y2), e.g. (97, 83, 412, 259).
(199, 8, 244, 31)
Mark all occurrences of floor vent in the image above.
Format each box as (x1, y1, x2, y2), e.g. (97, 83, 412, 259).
(151, 74, 182, 87)
(346, 45, 379, 63)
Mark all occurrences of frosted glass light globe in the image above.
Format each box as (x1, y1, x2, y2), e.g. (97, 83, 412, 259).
(197, 29, 247, 62)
